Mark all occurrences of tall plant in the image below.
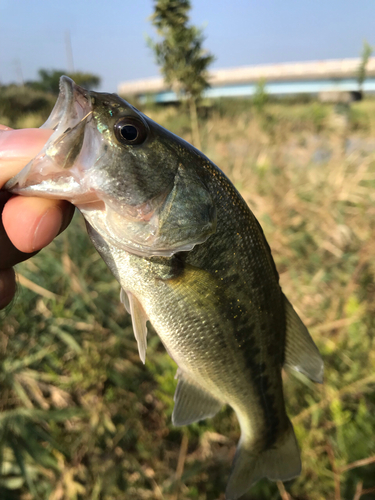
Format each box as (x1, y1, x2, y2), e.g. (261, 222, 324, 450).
(149, 0, 215, 150)
(357, 40, 373, 96)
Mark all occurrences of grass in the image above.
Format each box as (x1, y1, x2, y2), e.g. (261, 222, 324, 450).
(1, 97, 375, 500)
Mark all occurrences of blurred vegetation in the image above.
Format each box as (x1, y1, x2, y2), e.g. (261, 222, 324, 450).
(0, 85, 55, 128)
(1, 90, 375, 500)
(25, 69, 101, 95)
(0, 69, 101, 128)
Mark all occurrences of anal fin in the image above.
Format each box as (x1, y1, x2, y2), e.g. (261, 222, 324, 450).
(121, 289, 148, 364)
(283, 294, 324, 383)
(172, 370, 223, 426)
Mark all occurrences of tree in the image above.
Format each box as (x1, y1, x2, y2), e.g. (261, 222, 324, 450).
(357, 40, 373, 96)
(26, 69, 101, 94)
(149, 0, 215, 150)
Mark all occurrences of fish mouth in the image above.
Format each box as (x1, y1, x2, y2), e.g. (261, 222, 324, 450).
(42, 76, 92, 133)
(4, 76, 94, 200)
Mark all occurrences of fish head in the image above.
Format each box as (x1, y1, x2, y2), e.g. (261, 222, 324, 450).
(5, 76, 216, 257)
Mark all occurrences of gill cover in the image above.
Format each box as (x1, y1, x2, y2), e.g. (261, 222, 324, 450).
(88, 163, 217, 257)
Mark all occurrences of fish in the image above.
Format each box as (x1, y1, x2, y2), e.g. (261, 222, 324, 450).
(5, 76, 323, 499)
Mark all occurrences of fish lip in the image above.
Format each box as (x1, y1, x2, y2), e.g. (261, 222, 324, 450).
(4, 76, 93, 192)
(41, 76, 92, 132)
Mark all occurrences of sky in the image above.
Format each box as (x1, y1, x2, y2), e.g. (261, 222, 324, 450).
(0, 0, 374, 92)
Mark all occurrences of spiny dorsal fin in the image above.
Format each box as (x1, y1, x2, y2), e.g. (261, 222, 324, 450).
(121, 289, 148, 364)
(283, 294, 324, 383)
(172, 370, 223, 426)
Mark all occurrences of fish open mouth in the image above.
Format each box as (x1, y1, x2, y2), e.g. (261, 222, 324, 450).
(4, 76, 94, 199)
(42, 76, 92, 135)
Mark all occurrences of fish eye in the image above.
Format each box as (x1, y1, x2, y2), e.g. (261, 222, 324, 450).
(114, 117, 148, 145)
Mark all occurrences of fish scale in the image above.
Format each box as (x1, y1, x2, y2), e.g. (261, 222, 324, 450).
(190, 165, 286, 433)
(5, 76, 324, 500)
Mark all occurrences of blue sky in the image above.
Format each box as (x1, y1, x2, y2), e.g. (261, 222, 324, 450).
(0, 0, 374, 92)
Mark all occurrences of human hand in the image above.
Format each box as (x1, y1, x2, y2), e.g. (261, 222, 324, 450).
(0, 125, 74, 309)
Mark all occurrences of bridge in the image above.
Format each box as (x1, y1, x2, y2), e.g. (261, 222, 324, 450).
(118, 58, 375, 103)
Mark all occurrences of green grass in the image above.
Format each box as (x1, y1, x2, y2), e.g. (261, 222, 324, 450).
(1, 98, 375, 500)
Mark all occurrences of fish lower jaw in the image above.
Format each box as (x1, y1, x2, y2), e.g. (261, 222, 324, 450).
(8, 179, 102, 206)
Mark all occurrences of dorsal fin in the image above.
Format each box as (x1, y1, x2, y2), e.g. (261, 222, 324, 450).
(283, 294, 324, 383)
(172, 370, 223, 426)
(120, 289, 148, 364)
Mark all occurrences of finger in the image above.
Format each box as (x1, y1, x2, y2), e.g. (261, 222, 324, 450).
(0, 268, 16, 309)
(0, 128, 53, 187)
(0, 191, 36, 269)
(0, 195, 75, 271)
(2, 196, 74, 254)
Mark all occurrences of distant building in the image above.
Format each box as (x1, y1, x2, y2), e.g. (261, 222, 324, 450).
(118, 58, 375, 103)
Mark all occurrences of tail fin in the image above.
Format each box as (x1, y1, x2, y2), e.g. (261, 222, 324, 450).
(225, 420, 301, 500)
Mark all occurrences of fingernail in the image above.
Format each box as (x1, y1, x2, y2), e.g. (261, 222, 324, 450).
(32, 206, 64, 251)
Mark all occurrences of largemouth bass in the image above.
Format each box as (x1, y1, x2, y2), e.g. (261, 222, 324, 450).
(5, 77, 323, 499)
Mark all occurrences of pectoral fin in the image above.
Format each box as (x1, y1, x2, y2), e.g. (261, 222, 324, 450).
(283, 295, 324, 383)
(121, 289, 148, 364)
(120, 288, 130, 314)
(172, 370, 223, 426)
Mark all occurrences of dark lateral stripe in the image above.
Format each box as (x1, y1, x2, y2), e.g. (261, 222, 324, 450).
(230, 302, 284, 448)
